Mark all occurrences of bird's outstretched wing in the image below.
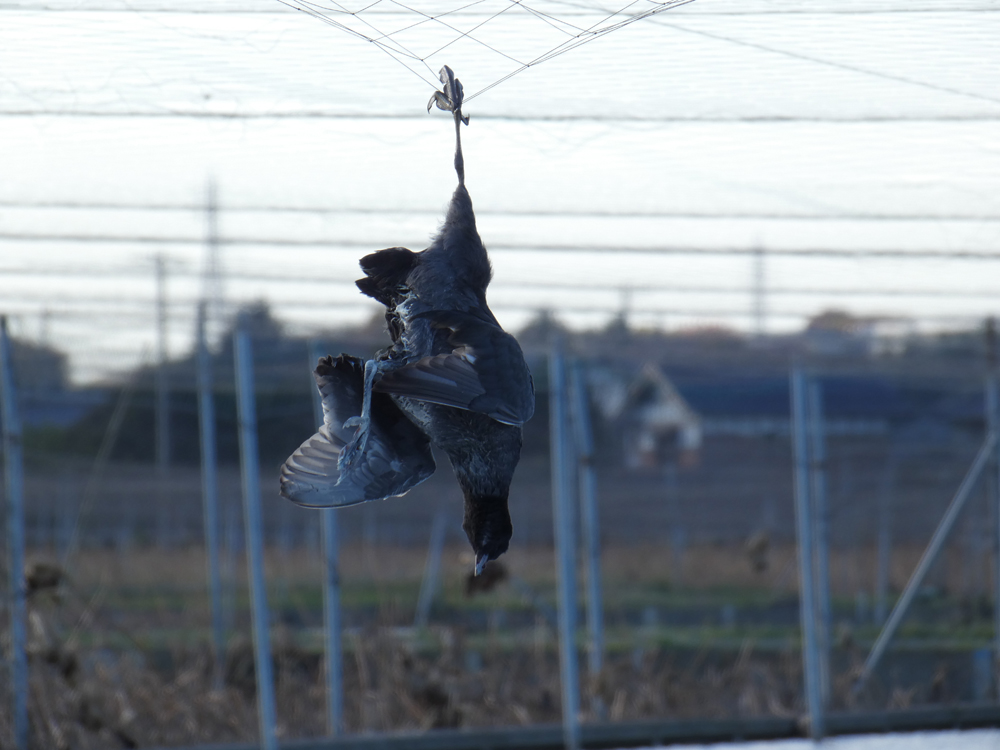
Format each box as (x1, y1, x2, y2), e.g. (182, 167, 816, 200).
(374, 310, 535, 425)
(280, 355, 435, 508)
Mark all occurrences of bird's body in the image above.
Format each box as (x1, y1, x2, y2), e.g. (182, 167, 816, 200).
(280, 67, 534, 573)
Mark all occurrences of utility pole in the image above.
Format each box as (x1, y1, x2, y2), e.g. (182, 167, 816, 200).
(39, 308, 51, 348)
(752, 245, 766, 338)
(154, 254, 171, 546)
(619, 286, 632, 331)
(155, 254, 169, 470)
(202, 180, 225, 344)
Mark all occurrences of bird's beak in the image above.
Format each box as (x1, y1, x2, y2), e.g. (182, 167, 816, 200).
(474, 553, 489, 576)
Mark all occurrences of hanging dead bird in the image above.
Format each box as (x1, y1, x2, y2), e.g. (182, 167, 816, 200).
(280, 66, 535, 575)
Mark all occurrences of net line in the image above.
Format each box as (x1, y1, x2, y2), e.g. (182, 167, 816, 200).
(277, 0, 698, 101)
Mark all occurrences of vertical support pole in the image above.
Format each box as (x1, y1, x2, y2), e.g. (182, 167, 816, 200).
(807, 380, 832, 708)
(987, 316, 1000, 698)
(791, 367, 824, 738)
(414, 511, 447, 630)
(320, 504, 343, 735)
(664, 464, 684, 587)
(875, 458, 894, 627)
(308, 342, 344, 735)
(549, 344, 580, 750)
(987, 375, 1000, 695)
(0, 318, 28, 749)
(222, 500, 239, 637)
(197, 304, 226, 689)
(570, 363, 604, 684)
(234, 328, 278, 750)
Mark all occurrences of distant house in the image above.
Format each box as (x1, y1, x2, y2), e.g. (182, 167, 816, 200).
(804, 310, 915, 357)
(591, 363, 702, 469)
(673, 373, 892, 438)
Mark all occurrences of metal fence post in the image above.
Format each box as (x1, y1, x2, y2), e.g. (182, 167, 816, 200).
(855, 429, 997, 693)
(415, 511, 448, 630)
(197, 304, 226, 689)
(308, 341, 344, 735)
(986, 373, 1000, 696)
(234, 327, 278, 750)
(0, 318, 28, 749)
(791, 367, 824, 738)
(549, 344, 581, 750)
(570, 363, 604, 687)
(875, 457, 895, 627)
(320, 504, 344, 735)
(807, 379, 832, 708)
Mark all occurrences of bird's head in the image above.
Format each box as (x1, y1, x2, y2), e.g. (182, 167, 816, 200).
(462, 493, 512, 576)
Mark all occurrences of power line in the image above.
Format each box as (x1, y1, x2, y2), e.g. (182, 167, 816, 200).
(2, 302, 988, 325)
(2, 272, 999, 301)
(3, 200, 1000, 222)
(3, 110, 999, 122)
(1, 232, 997, 259)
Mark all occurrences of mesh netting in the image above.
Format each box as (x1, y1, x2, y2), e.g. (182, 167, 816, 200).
(279, 0, 695, 101)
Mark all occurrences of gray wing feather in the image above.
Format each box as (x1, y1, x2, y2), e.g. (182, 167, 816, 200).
(279, 425, 433, 508)
(279, 355, 436, 508)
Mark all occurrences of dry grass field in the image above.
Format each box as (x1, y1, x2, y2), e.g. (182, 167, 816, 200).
(0, 538, 993, 749)
(43, 539, 976, 596)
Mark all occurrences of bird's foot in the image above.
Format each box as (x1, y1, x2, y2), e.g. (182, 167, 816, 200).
(337, 415, 371, 470)
(427, 65, 469, 125)
(342, 415, 364, 430)
(338, 358, 379, 470)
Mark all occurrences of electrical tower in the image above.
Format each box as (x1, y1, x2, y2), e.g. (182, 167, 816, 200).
(201, 179, 226, 346)
(752, 245, 767, 338)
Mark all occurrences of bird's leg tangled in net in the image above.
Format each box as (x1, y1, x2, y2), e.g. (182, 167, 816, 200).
(427, 65, 468, 185)
(342, 65, 473, 471)
(338, 359, 379, 469)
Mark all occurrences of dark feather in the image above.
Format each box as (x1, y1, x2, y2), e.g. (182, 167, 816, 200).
(279, 355, 435, 508)
(356, 246, 418, 307)
(284, 68, 534, 574)
(374, 309, 534, 425)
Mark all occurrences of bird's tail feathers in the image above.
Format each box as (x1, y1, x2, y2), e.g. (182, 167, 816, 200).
(356, 246, 418, 306)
